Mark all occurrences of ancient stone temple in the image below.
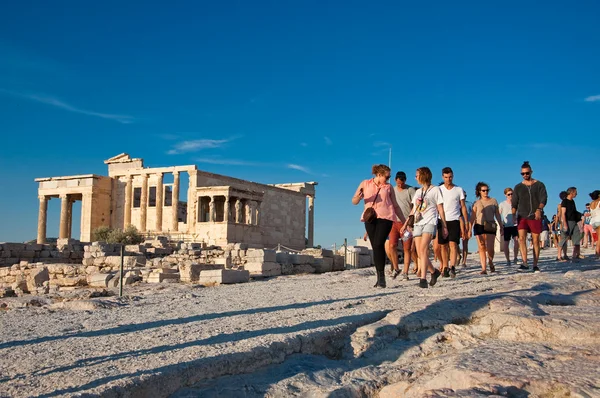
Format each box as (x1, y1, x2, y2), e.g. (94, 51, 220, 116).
(35, 154, 317, 249)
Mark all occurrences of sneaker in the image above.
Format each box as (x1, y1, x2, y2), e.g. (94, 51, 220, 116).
(507, 260, 511, 266)
(490, 264, 496, 273)
(419, 278, 428, 288)
(429, 269, 441, 286)
(442, 268, 450, 278)
(450, 267, 456, 278)
(480, 270, 487, 275)
(391, 270, 401, 280)
(533, 266, 541, 273)
(517, 265, 529, 272)
(402, 273, 409, 281)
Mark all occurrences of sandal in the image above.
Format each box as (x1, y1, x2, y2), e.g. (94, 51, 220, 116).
(480, 270, 487, 275)
(490, 265, 496, 273)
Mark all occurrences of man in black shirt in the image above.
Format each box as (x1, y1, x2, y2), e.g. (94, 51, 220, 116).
(511, 161, 547, 273)
(559, 187, 583, 261)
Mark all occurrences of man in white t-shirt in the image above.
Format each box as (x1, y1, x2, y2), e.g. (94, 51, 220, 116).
(437, 167, 469, 278)
(499, 187, 519, 265)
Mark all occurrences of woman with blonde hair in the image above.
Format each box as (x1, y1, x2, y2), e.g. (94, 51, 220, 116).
(469, 182, 504, 274)
(352, 164, 404, 288)
(400, 167, 448, 288)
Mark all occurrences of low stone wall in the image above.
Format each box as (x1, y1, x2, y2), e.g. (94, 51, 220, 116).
(0, 241, 84, 267)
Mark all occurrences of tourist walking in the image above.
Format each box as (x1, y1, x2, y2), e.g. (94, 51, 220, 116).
(352, 164, 404, 288)
(437, 167, 468, 278)
(559, 187, 583, 262)
(401, 167, 448, 288)
(460, 190, 473, 267)
(556, 191, 568, 261)
(550, 215, 559, 249)
(511, 161, 547, 272)
(469, 182, 503, 274)
(588, 190, 600, 259)
(499, 187, 519, 265)
(384, 171, 417, 280)
(582, 203, 594, 249)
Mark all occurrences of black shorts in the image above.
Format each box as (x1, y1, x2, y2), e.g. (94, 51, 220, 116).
(503, 226, 518, 241)
(474, 223, 496, 236)
(438, 220, 461, 244)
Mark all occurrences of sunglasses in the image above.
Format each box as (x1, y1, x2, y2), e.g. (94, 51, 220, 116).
(480, 189, 489, 192)
(507, 193, 513, 196)
(521, 172, 531, 176)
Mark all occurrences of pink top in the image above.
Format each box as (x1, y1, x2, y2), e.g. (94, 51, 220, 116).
(355, 178, 397, 222)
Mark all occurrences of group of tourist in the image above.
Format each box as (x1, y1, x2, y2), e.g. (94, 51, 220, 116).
(352, 161, 600, 289)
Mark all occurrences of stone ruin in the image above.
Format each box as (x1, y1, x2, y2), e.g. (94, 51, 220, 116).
(0, 239, 374, 297)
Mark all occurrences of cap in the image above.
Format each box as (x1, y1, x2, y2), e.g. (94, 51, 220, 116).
(396, 171, 407, 181)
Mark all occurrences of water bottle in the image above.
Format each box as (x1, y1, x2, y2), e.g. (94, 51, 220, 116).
(402, 230, 412, 241)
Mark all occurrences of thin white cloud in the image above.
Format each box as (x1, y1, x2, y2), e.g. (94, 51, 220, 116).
(168, 138, 232, 155)
(287, 164, 311, 174)
(324, 136, 333, 145)
(584, 94, 600, 102)
(373, 141, 391, 147)
(0, 89, 134, 124)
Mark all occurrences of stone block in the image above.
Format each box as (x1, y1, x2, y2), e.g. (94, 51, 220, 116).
(39, 250, 51, 258)
(312, 257, 334, 273)
(358, 254, 372, 268)
(244, 261, 281, 277)
(233, 243, 248, 250)
(281, 263, 294, 275)
(51, 276, 87, 287)
(333, 255, 345, 271)
(155, 267, 179, 273)
(199, 269, 250, 285)
(87, 273, 112, 288)
(289, 254, 312, 265)
(26, 244, 43, 251)
(292, 264, 316, 274)
(82, 258, 94, 266)
(2, 243, 25, 252)
(125, 245, 145, 253)
(214, 257, 232, 268)
(0, 250, 9, 258)
(85, 266, 100, 274)
(147, 272, 180, 283)
(26, 267, 49, 292)
(348, 245, 370, 254)
(20, 251, 36, 259)
(275, 252, 291, 265)
(245, 249, 276, 262)
(302, 248, 334, 258)
(19, 260, 30, 267)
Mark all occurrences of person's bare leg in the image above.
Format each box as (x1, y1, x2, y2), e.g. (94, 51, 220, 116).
(477, 235, 487, 271)
(449, 241, 458, 267)
(531, 233, 540, 267)
(513, 237, 519, 262)
(462, 239, 468, 265)
(414, 236, 425, 279)
(596, 226, 600, 258)
(503, 240, 510, 263)
(422, 234, 436, 274)
(403, 239, 412, 275)
(385, 241, 399, 272)
(486, 234, 495, 266)
(518, 229, 528, 267)
(440, 243, 449, 273)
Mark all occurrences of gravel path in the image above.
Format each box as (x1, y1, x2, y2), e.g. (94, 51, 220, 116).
(1, 248, 599, 397)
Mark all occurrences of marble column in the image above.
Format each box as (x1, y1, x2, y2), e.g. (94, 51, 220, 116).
(187, 170, 198, 232)
(140, 174, 148, 232)
(235, 199, 242, 223)
(155, 172, 164, 231)
(59, 194, 69, 239)
(37, 195, 48, 244)
(224, 198, 230, 222)
(308, 195, 315, 248)
(124, 175, 133, 227)
(172, 171, 180, 231)
(209, 197, 215, 222)
(67, 198, 74, 239)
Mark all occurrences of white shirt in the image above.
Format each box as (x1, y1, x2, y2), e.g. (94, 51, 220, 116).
(439, 185, 464, 221)
(412, 186, 444, 226)
(499, 200, 515, 227)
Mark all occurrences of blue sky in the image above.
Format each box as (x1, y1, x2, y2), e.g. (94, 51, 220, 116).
(1, 1, 599, 248)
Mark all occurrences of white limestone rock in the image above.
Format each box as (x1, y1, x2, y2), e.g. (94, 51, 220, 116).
(244, 261, 281, 277)
(87, 273, 113, 288)
(245, 249, 276, 262)
(199, 269, 250, 285)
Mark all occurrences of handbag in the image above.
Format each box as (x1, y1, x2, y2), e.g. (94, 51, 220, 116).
(363, 187, 381, 223)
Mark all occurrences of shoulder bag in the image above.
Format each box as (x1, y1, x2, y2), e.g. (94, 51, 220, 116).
(363, 187, 381, 223)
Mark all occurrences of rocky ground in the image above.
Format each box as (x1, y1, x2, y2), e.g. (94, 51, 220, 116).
(1, 248, 599, 398)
